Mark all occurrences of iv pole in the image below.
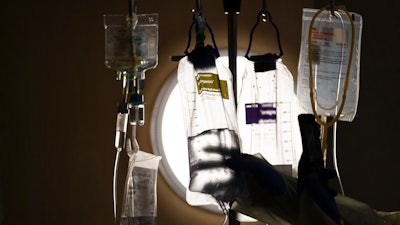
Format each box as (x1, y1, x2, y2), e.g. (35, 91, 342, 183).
(223, 0, 241, 103)
(222, 1, 241, 225)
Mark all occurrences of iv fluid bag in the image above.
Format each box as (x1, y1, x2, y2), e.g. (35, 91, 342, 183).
(103, 13, 158, 75)
(297, 8, 363, 122)
(177, 56, 242, 205)
(237, 58, 303, 176)
(121, 151, 161, 225)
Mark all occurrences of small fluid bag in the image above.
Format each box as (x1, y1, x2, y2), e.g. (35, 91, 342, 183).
(120, 150, 161, 225)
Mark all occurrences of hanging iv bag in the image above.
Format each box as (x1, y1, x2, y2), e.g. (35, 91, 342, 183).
(104, 13, 158, 78)
(120, 150, 161, 225)
(177, 56, 243, 209)
(297, 8, 363, 122)
(237, 58, 303, 176)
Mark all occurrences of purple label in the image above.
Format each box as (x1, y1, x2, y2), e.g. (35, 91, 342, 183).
(245, 103, 277, 124)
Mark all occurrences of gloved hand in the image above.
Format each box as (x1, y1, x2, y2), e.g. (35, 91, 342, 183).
(226, 153, 286, 196)
(297, 114, 341, 224)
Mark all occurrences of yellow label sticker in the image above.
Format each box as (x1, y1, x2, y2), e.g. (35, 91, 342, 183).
(195, 73, 229, 99)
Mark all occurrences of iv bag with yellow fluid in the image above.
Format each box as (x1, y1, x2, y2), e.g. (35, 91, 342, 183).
(104, 13, 158, 79)
(104, 14, 136, 72)
(297, 8, 363, 122)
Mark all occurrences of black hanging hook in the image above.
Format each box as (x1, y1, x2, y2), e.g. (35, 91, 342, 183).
(245, 0, 283, 60)
(196, 0, 201, 11)
(182, 0, 219, 56)
(175, 0, 220, 68)
(330, 0, 335, 15)
(170, 0, 220, 62)
(244, 0, 283, 72)
(193, 1, 206, 48)
(128, 0, 136, 17)
(262, 0, 267, 15)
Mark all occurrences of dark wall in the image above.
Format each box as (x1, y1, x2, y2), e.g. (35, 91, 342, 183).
(0, 0, 398, 225)
(323, 0, 400, 212)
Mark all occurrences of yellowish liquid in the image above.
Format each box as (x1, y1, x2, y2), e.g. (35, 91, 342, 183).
(105, 57, 142, 71)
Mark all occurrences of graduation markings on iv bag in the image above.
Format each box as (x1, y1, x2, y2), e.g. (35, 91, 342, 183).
(238, 65, 299, 168)
(188, 72, 231, 135)
(121, 167, 158, 225)
(244, 102, 295, 166)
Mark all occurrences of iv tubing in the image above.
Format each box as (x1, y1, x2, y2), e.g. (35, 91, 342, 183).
(333, 122, 345, 195)
(222, 214, 228, 225)
(307, 6, 355, 155)
(314, 12, 346, 112)
(121, 144, 137, 220)
(113, 148, 122, 221)
(217, 200, 229, 225)
(119, 126, 140, 221)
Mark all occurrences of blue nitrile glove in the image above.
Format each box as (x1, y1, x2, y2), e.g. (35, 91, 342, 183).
(226, 153, 286, 196)
(297, 114, 341, 224)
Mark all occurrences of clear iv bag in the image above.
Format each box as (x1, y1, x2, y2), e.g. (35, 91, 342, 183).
(120, 151, 161, 225)
(103, 13, 158, 77)
(297, 8, 363, 122)
(177, 56, 243, 207)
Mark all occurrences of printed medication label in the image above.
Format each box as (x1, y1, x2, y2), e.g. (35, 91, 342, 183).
(195, 72, 229, 99)
(245, 103, 277, 124)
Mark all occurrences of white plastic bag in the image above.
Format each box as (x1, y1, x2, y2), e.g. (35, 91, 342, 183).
(177, 56, 242, 208)
(237, 58, 303, 176)
(120, 151, 161, 225)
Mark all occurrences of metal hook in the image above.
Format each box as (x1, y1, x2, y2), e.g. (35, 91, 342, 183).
(192, 0, 206, 48)
(262, 0, 267, 13)
(330, 0, 335, 15)
(261, 0, 267, 22)
(261, 10, 269, 23)
(196, 0, 201, 11)
(245, 8, 283, 59)
(128, 0, 136, 17)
